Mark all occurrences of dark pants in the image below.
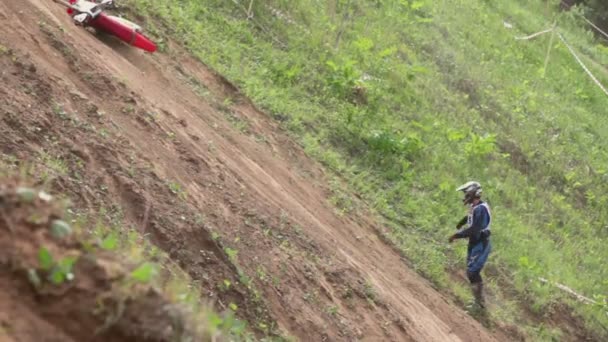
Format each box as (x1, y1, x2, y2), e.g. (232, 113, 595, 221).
(466, 240, 491, 283)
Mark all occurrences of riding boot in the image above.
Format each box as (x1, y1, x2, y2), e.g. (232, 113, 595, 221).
(472, 282, 485, 308)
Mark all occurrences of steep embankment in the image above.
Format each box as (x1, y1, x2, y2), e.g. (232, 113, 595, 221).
(0, 177, 211, 341)
(0, 0, 506, 341)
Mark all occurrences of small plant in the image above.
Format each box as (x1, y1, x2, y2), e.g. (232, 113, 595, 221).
(100, 232, 119, 251)
(122, 105, 135, 115)
(238, 271, 252, 289)
(98, 128, 109, 138)
(36, 247, 77, 285)
(0, 43, 9, 55)
(127, 167, 136, 178)
(220, 279, 232, 291)
(39, 152, 69, 176)
(256, 265, 268, 283)
(52, 102, 69, 120)
(326, 305, 338, 316)
(463, 133, 496, 158)
(130, 262, 158, 283)
(303, 291, 316, 303)
(224, 247, 238, 262)
(222, 97, 235, 107)
(207, 310, 248, 337)
(363, 280, 377, 304)
(325, 59, 361, 99)
(167, 181, 187, 200)
(194, 213, 206, 225)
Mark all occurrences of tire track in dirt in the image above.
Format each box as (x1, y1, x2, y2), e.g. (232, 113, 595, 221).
(0, 0, 503, 340)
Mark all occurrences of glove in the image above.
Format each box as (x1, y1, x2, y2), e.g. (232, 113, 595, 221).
(448, 234, 457, 243)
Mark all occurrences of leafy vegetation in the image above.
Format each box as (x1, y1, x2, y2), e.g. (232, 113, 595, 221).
(128, 0, 608, 338)
(34, 246, 77, 285)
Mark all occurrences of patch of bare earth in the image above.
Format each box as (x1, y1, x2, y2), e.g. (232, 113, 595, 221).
(0, 178, 200, 341)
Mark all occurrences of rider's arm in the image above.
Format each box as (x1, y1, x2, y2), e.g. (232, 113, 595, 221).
(454, 206, 487, 239)
(456, 216, 467, 229)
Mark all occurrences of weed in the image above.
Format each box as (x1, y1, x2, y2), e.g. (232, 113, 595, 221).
(37, 247, 77, 285)
(167, 181, 187, 200)
(229, 116, 249, 133)
(292, 224, 303, 236)
(194, 213, 206, 225)
(222, 97, 235, 107)
(220, 279, 232, 291)
(256, 265, 268, 283)
(363, 280, 377, 304)
(127, 166, 136, 178)
(130, 262, 159, 283)
(326, 305, 338, 316)
(100, 232, 119, 251)
(0, 43, 9, 55)
(98, 128, 109, 138)
(303, 291, 316, 303)
(39, 151, 69, 176)
(238, 271, 251, 288)
(255, 134, 268, 144)
(122, 105, 135, 115)
(224, 247, 238, 262)
(52, 102, 69, 120)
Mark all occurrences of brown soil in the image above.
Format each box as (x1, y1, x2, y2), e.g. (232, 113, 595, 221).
(0, 0, 530, 341)
(0, 178, 199, 341)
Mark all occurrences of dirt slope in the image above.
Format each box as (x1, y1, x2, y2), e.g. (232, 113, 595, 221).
(0, 178, 202, 342)
(0, 0, 505, 340)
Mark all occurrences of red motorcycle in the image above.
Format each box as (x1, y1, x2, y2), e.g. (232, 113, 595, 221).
(53, 0, 157, 53)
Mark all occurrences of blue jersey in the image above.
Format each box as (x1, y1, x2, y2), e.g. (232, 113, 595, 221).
(455, 201, 491, 247)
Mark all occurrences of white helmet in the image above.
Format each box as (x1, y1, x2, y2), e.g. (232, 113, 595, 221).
(457, 181, 482, 204)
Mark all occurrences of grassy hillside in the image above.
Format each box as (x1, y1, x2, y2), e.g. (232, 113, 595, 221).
(128, 0, 608, 339)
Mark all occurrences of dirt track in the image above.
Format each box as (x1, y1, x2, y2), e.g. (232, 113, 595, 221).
(0, 0, 504, 340)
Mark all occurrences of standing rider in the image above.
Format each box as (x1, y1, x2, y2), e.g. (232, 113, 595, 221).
(449, 181, 492, 309)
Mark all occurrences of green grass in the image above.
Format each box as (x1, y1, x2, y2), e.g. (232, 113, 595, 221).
(127, 0, 608, 338)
